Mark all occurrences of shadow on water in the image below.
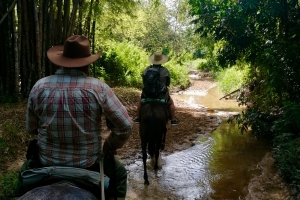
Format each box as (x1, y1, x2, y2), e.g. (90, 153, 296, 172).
(126, 86, 271, 199)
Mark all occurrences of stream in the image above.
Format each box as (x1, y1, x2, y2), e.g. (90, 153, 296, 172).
(125, 86, 272, 199)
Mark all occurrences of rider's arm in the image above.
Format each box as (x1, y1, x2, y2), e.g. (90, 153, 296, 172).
(165, 76, 170, 87)
(101, 84, 133, 152)
(26, 93, 39, 135)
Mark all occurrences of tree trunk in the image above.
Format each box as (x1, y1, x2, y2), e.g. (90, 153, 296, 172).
(85, 0, 94, 38)
(67, 0, 79, 37)
(77, 0, 84, 35)
(62, 0, 70, 40)
(34, 0, 42, 79)
(17, 0, 24, 96)
(48, 0, 54, 74)
(56, 0, 63, 43)
(12, 4, 20, 96)
(0, 0, 17, 26)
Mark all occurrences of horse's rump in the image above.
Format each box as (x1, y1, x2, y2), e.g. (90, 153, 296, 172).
(140, 102, 167, 126)
(140, 102, 167, 146)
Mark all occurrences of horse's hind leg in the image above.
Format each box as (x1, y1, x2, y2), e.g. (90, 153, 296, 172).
(161, 127, 167, 151)
(154, 143, 161, 170)
(142, 143, 149, 185)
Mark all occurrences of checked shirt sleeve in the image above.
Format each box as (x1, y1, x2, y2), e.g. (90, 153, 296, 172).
(101, 84, 133, 150)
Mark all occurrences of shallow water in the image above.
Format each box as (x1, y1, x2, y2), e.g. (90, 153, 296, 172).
(126, 85, 271, 199)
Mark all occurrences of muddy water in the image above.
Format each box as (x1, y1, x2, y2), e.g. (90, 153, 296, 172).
(126, 86, 271, 199)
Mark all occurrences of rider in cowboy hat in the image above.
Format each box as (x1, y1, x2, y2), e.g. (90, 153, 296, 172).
(16, 35, 132, 200)
(133, 52, 179, 126)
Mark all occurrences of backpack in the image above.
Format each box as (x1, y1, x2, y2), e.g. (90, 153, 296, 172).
(142, 66, 162, 98)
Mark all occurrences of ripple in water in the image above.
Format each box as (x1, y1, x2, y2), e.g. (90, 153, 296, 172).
(126, 137, 215, 199)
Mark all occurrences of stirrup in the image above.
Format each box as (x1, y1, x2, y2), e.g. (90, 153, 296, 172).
(170, 117, 180, 126)
(133, 116, 140, 124)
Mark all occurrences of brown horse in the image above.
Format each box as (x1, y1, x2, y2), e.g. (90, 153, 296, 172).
(139, 101, 168, 185)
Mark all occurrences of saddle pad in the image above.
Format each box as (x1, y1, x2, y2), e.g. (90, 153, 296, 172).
(21, 166, 110, 189)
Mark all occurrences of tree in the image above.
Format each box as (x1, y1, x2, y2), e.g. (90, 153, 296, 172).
(189, 0, 300, 190)
(0, 0, 138, 101)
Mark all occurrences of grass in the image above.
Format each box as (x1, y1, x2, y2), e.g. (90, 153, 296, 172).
(0, 170, 18, 199)
(0, 99, 34, 198)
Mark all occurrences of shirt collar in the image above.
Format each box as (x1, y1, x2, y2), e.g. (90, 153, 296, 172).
(55, 68, 87, 76)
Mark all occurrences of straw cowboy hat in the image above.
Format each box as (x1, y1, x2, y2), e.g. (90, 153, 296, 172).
(47, 35, 102, 68)
(148, 52, 168, 65)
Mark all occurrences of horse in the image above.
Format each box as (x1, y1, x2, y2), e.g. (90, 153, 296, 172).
(139, 101, 168, 185)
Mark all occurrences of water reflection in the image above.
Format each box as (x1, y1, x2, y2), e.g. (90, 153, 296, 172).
(209, 122, 271, 199)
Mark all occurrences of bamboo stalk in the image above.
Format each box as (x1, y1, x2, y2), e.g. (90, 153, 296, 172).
(86, 0, 94, 38)
(21, 0, 33, 94)
(62, 0, 70, 40)
(33, 0, 42, 79)
(17, 0, 23, 95)
(41, 0, 48, 77)
(29, 0, 38, 84)
(0, 0, 17, 26)
(12, 3, 20, 95)
(56, 0, 63, 43)
(67, 0, 79, 37)
(77, 0, 84, 35)
(38, 0, 43, 75)
(49, 0, 54, 74)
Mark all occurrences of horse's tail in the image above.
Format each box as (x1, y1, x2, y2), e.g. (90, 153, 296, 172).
(147, 108, 157, 155)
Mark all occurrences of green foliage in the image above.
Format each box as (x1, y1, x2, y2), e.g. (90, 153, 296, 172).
(164, 59, 190, 89)
(272, 102, 300, 189)
(195, 38, 223, 72)
(0, 170, 18, 199)
(95, 41, 148, 87)
(197, 59, 218, 72)
(185, 58, 206, 70)
(216, 63, 250, 94)
(93, 40, 190, 89)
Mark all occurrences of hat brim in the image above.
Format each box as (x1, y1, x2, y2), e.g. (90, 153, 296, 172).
(47, 46, 102, 68)
(148, 54, 168, 65)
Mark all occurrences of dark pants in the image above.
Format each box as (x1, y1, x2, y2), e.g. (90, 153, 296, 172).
(87, 155, 127, 199)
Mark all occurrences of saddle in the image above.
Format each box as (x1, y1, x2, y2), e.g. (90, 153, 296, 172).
(141, 97, 166, 104)
(20, 166, 109, 198)
(16, 140, 108, 199)
(141, 97, 169, 121)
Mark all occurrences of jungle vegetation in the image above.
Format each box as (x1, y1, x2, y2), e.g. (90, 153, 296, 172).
(1, 0, 300, 196)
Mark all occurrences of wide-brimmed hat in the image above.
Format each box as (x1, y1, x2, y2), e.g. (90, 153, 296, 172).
(47, 35, 102, 68)
(148, 52, 168, 65)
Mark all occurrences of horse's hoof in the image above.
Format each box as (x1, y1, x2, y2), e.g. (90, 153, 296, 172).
(144, 180, 150, 185)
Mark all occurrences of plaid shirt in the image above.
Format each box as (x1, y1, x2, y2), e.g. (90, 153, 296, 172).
(26, 69, 132, 168)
